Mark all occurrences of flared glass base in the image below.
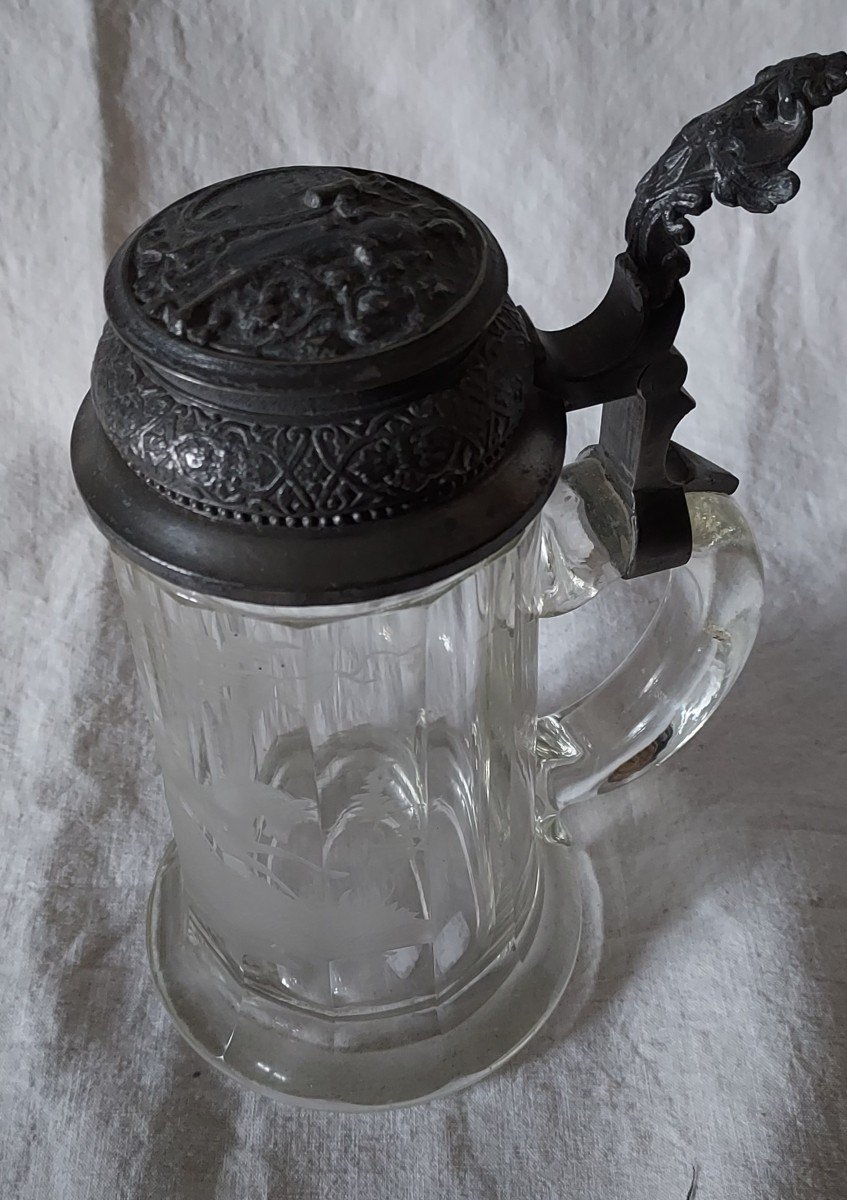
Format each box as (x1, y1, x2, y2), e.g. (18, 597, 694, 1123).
(146, 841, 581, 1110)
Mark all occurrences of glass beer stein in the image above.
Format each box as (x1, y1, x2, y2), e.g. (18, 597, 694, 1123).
(71, 53, 846, 1108)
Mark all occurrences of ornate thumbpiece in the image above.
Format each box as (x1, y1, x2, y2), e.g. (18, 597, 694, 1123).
(537, 50, 847, 576)
(627, 52, 847, 303)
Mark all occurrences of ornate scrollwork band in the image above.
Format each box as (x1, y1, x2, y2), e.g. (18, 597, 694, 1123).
(90, 302, 532, 527)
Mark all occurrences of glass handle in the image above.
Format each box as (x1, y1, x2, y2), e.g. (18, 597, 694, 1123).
(533, 458, 764, 821)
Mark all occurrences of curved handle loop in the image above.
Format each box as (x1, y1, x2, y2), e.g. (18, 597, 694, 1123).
(533, 460, 763, 822)
(528, 52, 842, 830)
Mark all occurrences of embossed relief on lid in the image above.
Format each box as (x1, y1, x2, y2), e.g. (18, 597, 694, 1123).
(127, 167, 485, 363)
(103, 167, 507, 398)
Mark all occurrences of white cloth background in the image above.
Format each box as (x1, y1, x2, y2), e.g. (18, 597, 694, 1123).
(2, 3, 846, 1197)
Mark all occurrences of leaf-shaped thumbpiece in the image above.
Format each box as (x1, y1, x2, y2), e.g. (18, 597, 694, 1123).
(625, 51, 847, 305)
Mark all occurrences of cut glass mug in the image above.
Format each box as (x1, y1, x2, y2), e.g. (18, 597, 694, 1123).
(71, 53, 846, 1107)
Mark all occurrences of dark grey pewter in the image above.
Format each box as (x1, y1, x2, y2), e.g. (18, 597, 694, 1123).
(72, 51, 847, 603)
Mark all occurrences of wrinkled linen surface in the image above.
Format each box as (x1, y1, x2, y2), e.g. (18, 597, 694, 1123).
(2, 2, 846, 1197)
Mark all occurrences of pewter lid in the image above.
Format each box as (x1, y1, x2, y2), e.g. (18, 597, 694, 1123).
(72, 166, 564, 603)
(73, 54, 847, 603)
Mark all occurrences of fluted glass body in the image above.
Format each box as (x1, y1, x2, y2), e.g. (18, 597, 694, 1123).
(113, 522, 545, 1028)
(112, 469, 762, 1106)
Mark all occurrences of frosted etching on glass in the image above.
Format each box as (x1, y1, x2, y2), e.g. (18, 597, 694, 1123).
(114, 523, 542, 1019)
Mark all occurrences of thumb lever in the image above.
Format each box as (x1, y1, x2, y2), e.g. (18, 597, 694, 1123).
(529, 51, 847, 578)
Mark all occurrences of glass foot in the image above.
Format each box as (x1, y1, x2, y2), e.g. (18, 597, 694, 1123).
(146, 842, 582, 1111)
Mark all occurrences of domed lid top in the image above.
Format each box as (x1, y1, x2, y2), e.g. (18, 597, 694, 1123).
(105, 166, 508, 396)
